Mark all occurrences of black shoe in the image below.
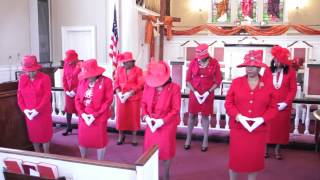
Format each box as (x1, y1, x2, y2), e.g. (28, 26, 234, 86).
(201, 146, 208, 152)
(62, 129, 72, 136)
(184, 144, 191, 150)
(117, 136, 126, 145)
(132, 142, 138, 146)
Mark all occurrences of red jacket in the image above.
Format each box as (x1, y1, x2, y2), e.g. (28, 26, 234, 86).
(114, 66, 144, 101)
(75, 76, 113, 118)
(225, 75, 277, 131)
(63, 62, 81, 92)
(186, 57, 222, 93)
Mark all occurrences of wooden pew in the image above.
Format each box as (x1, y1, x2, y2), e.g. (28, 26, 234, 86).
(0, 81, 32, 150)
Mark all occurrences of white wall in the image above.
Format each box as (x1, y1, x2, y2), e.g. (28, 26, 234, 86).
(0, 0, 30, 66)
(51, 0, 107, 64)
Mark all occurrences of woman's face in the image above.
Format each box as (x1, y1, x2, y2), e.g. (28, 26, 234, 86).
(27, 71, 37, 79)
(69, 59, 77, 66)
(245, 66, 260, 78)
(273, 58, 282, 68)
(123, 61, 135, 70)
(88, 76, 98, 82)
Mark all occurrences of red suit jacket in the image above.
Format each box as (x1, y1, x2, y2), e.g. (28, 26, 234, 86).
(17, 72, 53, 143)
(142, 82, 181, 160)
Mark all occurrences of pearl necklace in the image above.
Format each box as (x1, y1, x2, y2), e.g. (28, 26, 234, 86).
(273, 69, 283, 89)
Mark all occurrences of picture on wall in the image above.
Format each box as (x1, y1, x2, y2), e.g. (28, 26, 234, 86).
(211, 0, 231, 23)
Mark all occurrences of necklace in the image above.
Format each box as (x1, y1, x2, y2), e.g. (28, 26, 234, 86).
(273, 69, 283, 89)
(198, 59, 209, 68)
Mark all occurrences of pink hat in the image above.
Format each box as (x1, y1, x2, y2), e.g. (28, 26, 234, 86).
(145, 60, 170, 87)
(237, 50, 266, 68)
(22, 55, 42, 72)
(196, 44, 209, 60)
(271, 45, 290, 65)
(64, 49, 79, 62)
(78, 59, 105, 80)
(120, 52, 135, 63)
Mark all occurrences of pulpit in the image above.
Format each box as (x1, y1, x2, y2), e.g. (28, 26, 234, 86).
(0, 81, 32, 150)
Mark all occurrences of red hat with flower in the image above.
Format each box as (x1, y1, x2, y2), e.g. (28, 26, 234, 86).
(119, 52, 135, 63)
(144, 60, 170, 87)
(196, 44, 209, 60)
(271, 45, 291, 65)
(22, 55, 42, 72)
(78, 59, 105, 80)
(237, 50, 266, 68)
(64, 49, 79, 62)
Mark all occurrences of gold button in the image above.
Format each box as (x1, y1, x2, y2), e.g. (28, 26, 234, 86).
(250, 92, 254, 95)
(249, 100, 253, 104)
(248, 110, 252, 113)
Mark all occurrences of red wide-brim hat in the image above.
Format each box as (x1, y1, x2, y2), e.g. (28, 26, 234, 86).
(144, 60, 170, 87)
(237, 50, 267, 68)
(64, 49, 79, 62)
(271, 45, 291, 65)
(22, 55, 42, 72)
(120, 52, 135, 63)
(78, 59, 105, 80)
(196, 43, 209, 60)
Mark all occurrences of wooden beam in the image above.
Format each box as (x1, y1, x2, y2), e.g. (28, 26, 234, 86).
(159, 0, 166, 60)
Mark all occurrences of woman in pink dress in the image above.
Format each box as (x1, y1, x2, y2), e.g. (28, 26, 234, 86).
(75, 59, 113, 160)
(114, 52, 144, 145)
(142, 60, 181, 180)
(264, 45, 297, 160)
(225, 50, 277, 180)
(62, 50, 81, 136)
(184, 43, 222, 152)
(17, 55, 53, 153)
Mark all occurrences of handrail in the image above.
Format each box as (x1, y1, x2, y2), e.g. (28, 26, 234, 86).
(135, 145, 158, 166)
(51, 87, 320, 104)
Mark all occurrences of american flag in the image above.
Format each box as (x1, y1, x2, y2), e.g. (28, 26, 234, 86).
(109, 4, 119, 72)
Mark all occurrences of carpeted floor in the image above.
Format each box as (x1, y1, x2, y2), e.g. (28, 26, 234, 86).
(50, 127, 320, 180)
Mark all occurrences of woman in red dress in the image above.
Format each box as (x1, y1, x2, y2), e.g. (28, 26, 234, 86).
(264, 45, 297, 159)
(17, 55, 53, 153)
(225, 50, 277, 180)
(142, 60, 181, 180)
(75, 59, 113, 160)
(62, 50, 81, 136)
(184, 43, 222, 152)
(114, 52, 144, 145)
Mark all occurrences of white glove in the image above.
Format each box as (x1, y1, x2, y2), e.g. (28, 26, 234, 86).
(194, 91, 203, 104)
(82, 113, 95, 126)
(153, 118, 164, 132)
(69, 90, 76, 98)
(121, 91, 132, 103)
(81, 113, 90, 126)
(29, 109, 39, 120)
(117, 92, 126, 103)
(144, 115, 155, 132)
(199, 91, 210, 104)
(248, 117, 264, 132)
(87, 114, 95, 126)
(237, 114, 252, 132)
(277, 102, 287, 111)
(23, 109, 33, 120)
(65, 91, 71, 97)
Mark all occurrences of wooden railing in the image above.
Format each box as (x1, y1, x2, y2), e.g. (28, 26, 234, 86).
(51, 88, 320, 137)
